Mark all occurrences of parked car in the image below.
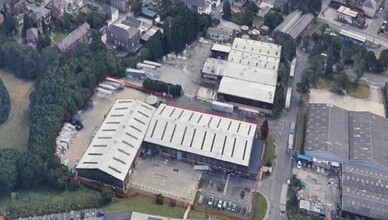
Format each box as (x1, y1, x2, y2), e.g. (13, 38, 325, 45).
(213, 198, 218, 208)
(297, 161, 302, 169)
(242, 207, 246, 215)
(96, 210, 105, 217)
(226, 202, 232, 211)
(217, 200, 223, 209)
(232, 204, 237, 212)
(208, 196, 214, 206)
(240, 190, 245, 199)
(222, 200, 227, 210)
(236, 206, 241, 213)
(81, 210, 85, 219)
(198, 194, 204, 204)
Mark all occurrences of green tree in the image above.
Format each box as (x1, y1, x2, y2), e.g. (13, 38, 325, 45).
(0, 79, 10, 125)
(241, 9, 254, 27)
(264, 11, 283, 32)
(222, 0, 231, 20)
(261, 119, 269, 140)
(273, 31, 296, 61)
(37, 34, 52, 52)
(2, 16, 18, 36)
(131, 0, 143, 16)
(22, 14, 32, 38)
(336, 73, 349, 90)
(379, 49, 388, 67)
(296, 79, 311, 94)
(155, 193, 164, 205)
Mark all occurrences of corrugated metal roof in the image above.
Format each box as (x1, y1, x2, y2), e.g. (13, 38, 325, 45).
(144, 104, 257, 167)
(76, 99, 156, 181)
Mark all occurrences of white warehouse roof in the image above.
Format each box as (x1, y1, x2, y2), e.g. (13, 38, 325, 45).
(218, 77, 276, 104)
(144, 104, 257, 167)
(211, 43, 232, 53)
(77, 99, 156, 181)
(231, 38, 281, 58)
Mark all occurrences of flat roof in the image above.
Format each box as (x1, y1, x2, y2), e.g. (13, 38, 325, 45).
(223, 61, 278, 86)
(144, 104, 257, 167)
(339, 29, 366, 42)
(211, 44, 232, 53)
(227, 50, 280, 71)
(218, 77, 276, 104)
(77, 99, 156, 181)
(337, 6, 358, 17)
(231, 38, 281, 58)
(201, 58, 227, 76)
(341, 161, 388, 220)
(275, 10, 303, 34)
(287, 13, 315, 40)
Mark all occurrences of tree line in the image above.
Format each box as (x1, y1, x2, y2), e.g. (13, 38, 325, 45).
(0, 79, 10, 125)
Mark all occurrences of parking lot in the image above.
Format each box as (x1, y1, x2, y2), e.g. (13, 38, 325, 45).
(131, 155, 202, 201)
(294, 165, 341, 215)
(16, 209, 103, 220)
(196, 171, 257, 217)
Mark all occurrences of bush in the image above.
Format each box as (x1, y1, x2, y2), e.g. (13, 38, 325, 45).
(265, 160, 272, 167)
(155, 193, 164, 205)
(0, 79, 10, 125)
(142, 78, 182, 97)
(169, 199, 176, 207)
(265, 170, 271, 176)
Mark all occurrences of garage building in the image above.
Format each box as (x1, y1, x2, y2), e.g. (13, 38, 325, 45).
(76, 99, 156, 190)
(143, 104, 259, 175)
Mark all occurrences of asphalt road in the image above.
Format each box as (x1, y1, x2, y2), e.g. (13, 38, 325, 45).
(258, 50, 309, 220)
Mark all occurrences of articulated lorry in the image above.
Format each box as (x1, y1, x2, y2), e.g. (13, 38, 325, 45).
(280, 183, 288, 217)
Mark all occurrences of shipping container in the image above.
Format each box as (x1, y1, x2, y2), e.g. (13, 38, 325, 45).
(211, 101, 234, 113)
(136, 63, 157, 70)
(143, 60, 162, 68)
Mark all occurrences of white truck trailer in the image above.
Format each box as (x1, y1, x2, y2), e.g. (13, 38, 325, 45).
(285, 87, 292, 110)
(290, 58, 296, 78)
(212, 101, 234, 113)
(280, 183, 288, 217)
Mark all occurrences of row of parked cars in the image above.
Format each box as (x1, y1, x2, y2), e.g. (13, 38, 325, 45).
(198, 195, 249, 216)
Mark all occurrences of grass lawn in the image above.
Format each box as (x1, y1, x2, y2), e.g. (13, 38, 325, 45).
(251, 193, 267, 220)
(0, 187, 104, 218)
(253, 16, 263, 28)
(262, 134, 276, 167)
(230, 13, 243, 25)
(0, 70, 34, 151)
(307, 22, 324, 36)
(52, 32, 69, 43)
(103, 197, 186, 218)
(295, 95, 309, 153)
(187, 209, 232, 220)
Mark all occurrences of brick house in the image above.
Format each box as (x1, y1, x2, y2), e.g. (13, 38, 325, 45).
(51, 0, 66, 19)
(55, 22, 91, 52)
(106, 23, 140, 52)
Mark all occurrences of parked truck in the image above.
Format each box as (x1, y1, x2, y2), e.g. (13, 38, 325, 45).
(212, 101, 234, 113)
(280, 183, 288, 217)
(285, 87, 292, 110)
(290, 58, 296, 78)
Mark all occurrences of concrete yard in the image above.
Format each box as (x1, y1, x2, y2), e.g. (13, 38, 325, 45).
(310, 89, 385, 117)
(131, 156, 202, 201)
(62, 87, 150, 168)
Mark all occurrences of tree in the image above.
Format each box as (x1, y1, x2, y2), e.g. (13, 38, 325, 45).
(241, 10, 254, 27)
(0, 79, 10, 125)
(2, 16, 18, 36)
(364, 51, 377, 71)
(37, 34, 52, 52)
(264, 11, 283, 32)
(222, 1, 231, 20)
(22, 14, 32, 38)
(273, 32, 296, 61)
(261, 119, 269, 140)
(336, 73, 349, 90)
(155, 193, 164, 205)
(131, 0, 143, 16)
(296, 79, 310, 94)
(379, 49, 388, 67)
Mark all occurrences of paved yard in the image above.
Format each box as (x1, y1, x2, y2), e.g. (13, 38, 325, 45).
(131, 156, 202, 201)
(310, 89, 385, 117)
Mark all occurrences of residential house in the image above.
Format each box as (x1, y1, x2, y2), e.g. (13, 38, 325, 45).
(7, 0, 27, 15)
(26, 27, 38, 44)
(181, 0, 211, 14)
(30, 8, 52, 33)
(362, 0, 378, 17)
(51, 0, 67, 19)
(121, 16, 157, 42)
(141, 7, 158, 19)
(55, 22, 91, 52)
(106, 23, 141, 52)
(101, 4, 119, 25)
(110, 0, 127, 12)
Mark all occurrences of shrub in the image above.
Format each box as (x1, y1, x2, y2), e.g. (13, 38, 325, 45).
(0, 79, 10, 125)
(155, 193, 164, 205)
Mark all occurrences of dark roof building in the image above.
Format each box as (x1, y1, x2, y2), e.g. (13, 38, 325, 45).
(106, 23, 141, 52)
(55, 22, 91, 52)
(121, 16, 142, 28)
(341, 161, 388, 219)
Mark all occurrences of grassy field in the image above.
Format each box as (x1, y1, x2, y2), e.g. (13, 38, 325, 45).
(0, 187, 103, 217)
(0, 70, 34, 151)
(52, 32, 69, 43)
(295, 95, 309, 153)
(307, 22, 325, 36)
(251, 193, 267, 220)
(262, 134, 276, 167)
(103, 196, 186, 218)
(317, 77, 370, 99)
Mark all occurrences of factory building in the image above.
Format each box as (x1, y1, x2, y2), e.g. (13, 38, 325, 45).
(76, 99, 156, 190)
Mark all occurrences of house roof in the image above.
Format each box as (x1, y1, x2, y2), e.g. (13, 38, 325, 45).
(122, 16, 142, 28)
(363, 0, 377, 9)
(77, 99, 156, 182)
(52, 0, 66, 9)
(56, 22, 90, 52)
(341, 161, 388, 220)
(26, 27, 38, 41)
(107, 23, 139, 41)
(144, 104, 257, 167)
(275, 10, 315, 40)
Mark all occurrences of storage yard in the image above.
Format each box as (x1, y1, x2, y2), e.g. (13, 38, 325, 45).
(60, 83, 151, 168)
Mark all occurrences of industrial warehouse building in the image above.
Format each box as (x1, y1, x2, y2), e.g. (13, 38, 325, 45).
(303, 103, 388, 219)
(143, 104, 259, 174)
(274, 10, 315, 42)
(202, 38, 282, 112)
(76, 99, 156, 190)
(76, 99, 261, 190)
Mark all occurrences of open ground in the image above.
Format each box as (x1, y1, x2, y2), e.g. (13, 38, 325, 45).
(0, 70, 34, 151)
(309, 89, 385, 117)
